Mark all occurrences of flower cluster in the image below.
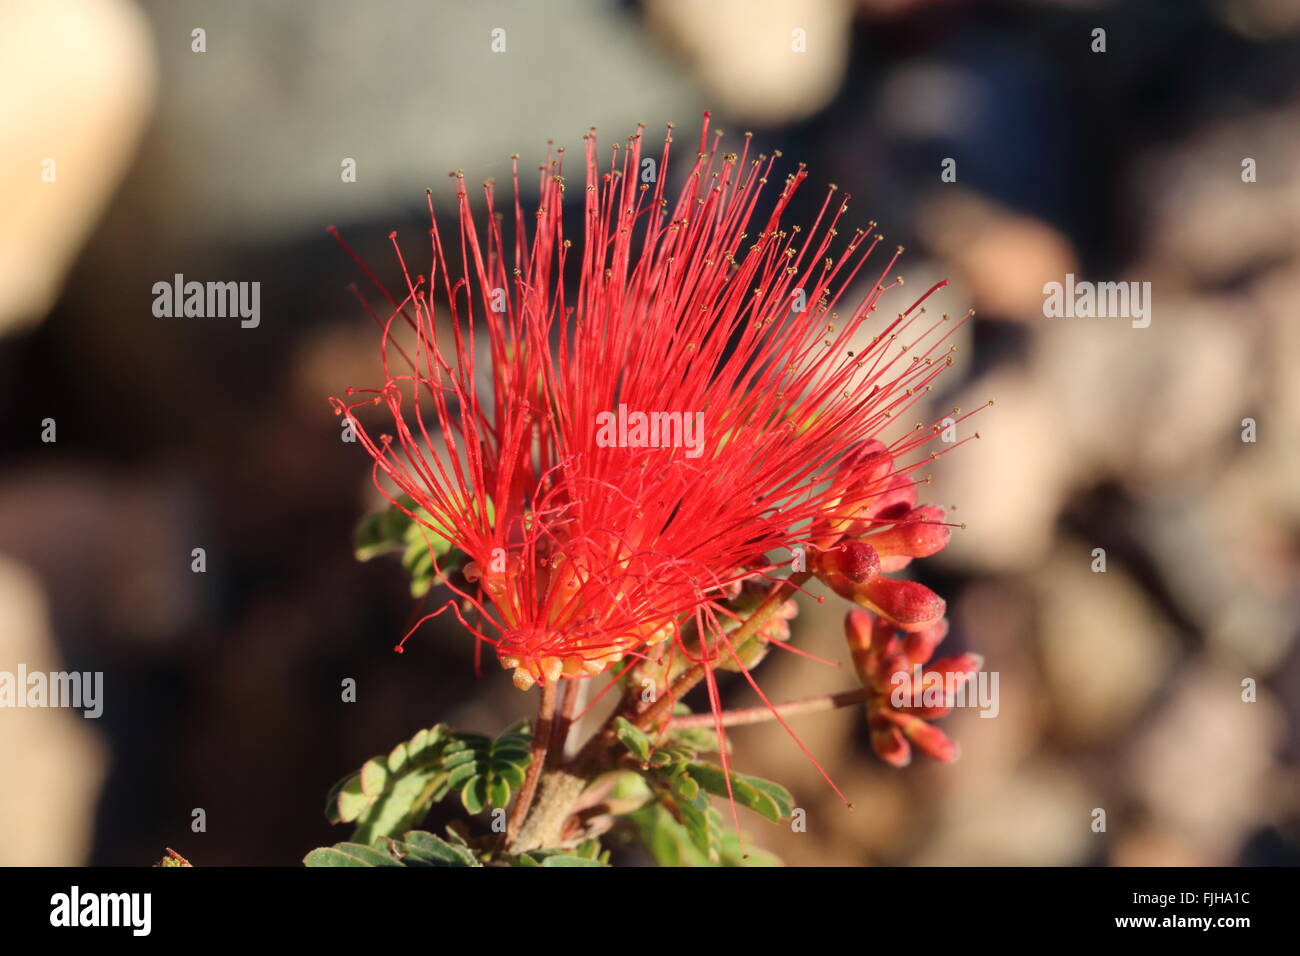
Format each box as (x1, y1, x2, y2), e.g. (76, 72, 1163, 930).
(843, 608, 983, 766)
(330, 115, 979, 761)
(805, 438, 982, 765)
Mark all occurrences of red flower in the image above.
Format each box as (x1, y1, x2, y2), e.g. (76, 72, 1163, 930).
(330, 114, 974, 693)
(844, 609, 983, 766)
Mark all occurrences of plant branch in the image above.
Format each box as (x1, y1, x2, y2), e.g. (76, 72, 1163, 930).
(667, 686, 868, 729)
(549, 676, 580, 754)
(630, 571, 811, 732)
(505, 680, 558, 845)
(566, 572, 813, 775)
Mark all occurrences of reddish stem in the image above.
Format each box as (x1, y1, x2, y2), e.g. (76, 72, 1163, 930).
(667, 686, 868, 729)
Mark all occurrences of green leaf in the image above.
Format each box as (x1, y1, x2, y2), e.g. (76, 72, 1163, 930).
(324, 721, 528, 845)
(387, 741, 409, 773)
(678, 799, 717, 861)
(539, 855, 606, 867)
(394, 830, 479, 867)
(332, 775, 371, 824)
(352, 502, 415, 562)
(684, 763, 794, 824)
(648, 763, 718, 861)
(669, 771, 701, 804)
(613, 717, 652, 763)
(432, 726, 532, 817)
(626, 803, 783, 868)
(352, 494, 463, 597)
(460, 775, 488, 815)
(718, 831, 783, 867)
(512, 844, 610, 868)
(646, 742, 694, 769)
(303, 842, 402, 867)
(668, 724, 728, 754)
(305, 830, 480, 868)
(359, 758, 388, 797)
(328, 724, 454, 844)
(408, 728, 431, 756)
(400, 534, 443, 598)
(742, 776, 797, 821)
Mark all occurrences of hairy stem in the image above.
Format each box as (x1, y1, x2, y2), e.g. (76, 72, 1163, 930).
(505, 768, 588, 854)
(504, 680, 558, 847)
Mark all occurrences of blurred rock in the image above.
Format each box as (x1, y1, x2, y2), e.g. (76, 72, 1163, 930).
(1134, 99, 1300, 284)
(1031, 547, 1177, 746)
(935, 367, 1073, 572)
(0, 0, 156, 334)
(1126, 664, 1284, 863)
(645, 0, 853, 125)
(0, 556, 107, 865)
(1035, 294, 1254, 486)
(137, 0, 702, 242)
(918, 190, 1078, 322)
(913, 760, 1094, 865)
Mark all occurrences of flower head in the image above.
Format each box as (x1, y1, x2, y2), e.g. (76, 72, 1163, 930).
(330, 114, 975, 695)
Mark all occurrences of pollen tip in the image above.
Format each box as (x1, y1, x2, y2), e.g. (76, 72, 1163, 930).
(392, 645, 404, 654)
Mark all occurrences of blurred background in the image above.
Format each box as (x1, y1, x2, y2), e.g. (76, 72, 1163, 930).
(2, 0, 1298, 866)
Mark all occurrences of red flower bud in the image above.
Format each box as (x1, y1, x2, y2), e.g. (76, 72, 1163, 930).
(901, 618, 949, 665)
(927, 652, 983, 685)
(869, 713, 912, 767)
(891, 712, 959, 762)
(844, 609, 878, 683)
(812, 540, 880, 600)
(869, 506, 951, 572)
(876, 652, 912, 695)
(864, 475, 918, 523)
(811, 443, 896, 547)
(857, 576, 946, 631)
